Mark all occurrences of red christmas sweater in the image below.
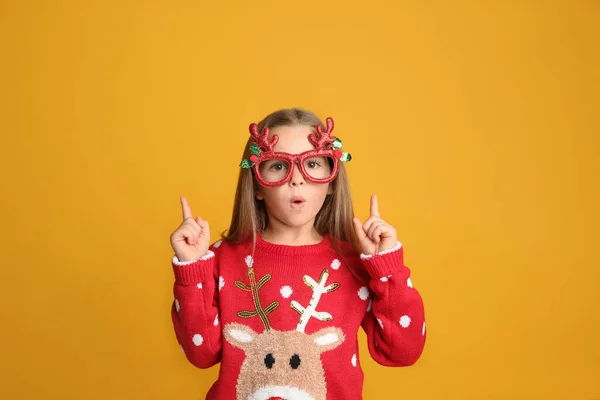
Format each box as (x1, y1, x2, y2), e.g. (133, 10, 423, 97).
(171, 234, 426, 400)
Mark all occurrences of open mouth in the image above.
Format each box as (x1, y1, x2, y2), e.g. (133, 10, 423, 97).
(290, 196, 306, 208)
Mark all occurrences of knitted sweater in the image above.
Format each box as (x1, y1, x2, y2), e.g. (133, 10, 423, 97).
(171, 234, 426, 400)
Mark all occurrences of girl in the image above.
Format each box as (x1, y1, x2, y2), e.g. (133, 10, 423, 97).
(169, 108, 426, 400)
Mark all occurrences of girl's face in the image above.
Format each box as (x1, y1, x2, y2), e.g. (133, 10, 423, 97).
(255, 124, 333, 230)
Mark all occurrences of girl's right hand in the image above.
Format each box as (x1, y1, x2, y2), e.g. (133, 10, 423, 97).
(170, 196, 211, 262)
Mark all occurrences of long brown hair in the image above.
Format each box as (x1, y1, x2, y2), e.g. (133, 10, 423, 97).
(221, 108, 363, 277)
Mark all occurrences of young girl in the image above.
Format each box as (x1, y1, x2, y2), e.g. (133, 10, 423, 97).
(169, 108, 426, 400)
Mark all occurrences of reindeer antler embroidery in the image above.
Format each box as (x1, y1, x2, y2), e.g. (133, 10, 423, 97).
(234, 266, 279, 331)
(291, 269, 340, 333)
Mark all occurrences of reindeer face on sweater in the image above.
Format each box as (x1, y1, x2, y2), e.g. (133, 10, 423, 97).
(224, 323, 345, 400)
(226, 267, 344, 400)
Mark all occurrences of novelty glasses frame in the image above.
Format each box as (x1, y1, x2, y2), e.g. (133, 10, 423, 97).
(252, 149, 339, 187)
(239, 116, 352, 188)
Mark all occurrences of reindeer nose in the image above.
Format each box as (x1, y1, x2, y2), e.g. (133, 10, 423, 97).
(268, 398, 284, 400)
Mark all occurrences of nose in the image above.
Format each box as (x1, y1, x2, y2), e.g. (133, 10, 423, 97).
(289, 162, 304, 186)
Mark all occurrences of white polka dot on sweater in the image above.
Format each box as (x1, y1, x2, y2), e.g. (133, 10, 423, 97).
(175, 299, 180, 312)
(407, 277, 413, 288)
(351, 354, 357, 367)
(192, 334, 203, 346)
(197, 282, 203, 289)
(245, 255, 253, 268)
(219, 276, 225, 291)
(280, 285, 293, 298)
(380, 275, 392, 282)
(377, 318, 384, 330)
(422, 322, 426, 336)
(213, 240, 222, 248)
(331, 259, 341, 270)
(399, 315, 411, 328)
(214, 313, 219, 326)
(357, 287, 369, 301)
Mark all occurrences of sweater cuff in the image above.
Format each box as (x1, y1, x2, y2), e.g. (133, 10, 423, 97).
(172, 251, 215, 285)
(359, 242, 405, 278)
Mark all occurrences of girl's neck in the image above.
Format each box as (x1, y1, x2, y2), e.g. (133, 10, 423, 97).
(260, 224, 323, 246)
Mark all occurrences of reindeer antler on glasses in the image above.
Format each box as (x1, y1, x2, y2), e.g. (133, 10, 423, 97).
(239, 123, 279, 169)
(308, 117, 336, 149)
(309, 117, 352, 162)
(249, 123, 279, 152)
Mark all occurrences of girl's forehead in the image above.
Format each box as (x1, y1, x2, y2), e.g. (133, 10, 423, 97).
(269, 125, 316, 154)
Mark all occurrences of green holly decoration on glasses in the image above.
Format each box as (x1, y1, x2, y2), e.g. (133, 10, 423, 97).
(331, 138, 352, 162)
(239, 143, 261, 168)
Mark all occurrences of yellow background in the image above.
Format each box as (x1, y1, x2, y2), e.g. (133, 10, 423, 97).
(1, 1, 598, 399)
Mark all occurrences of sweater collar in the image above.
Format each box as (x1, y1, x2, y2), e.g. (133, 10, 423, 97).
(255, 232, 333, 256)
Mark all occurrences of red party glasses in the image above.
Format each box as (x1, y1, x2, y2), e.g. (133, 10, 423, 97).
(240, 117, 352, 187)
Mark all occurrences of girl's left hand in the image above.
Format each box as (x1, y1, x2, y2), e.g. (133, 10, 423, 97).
(353, 194, 398, 255)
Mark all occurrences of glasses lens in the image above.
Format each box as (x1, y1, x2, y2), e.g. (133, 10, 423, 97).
(258, 159, 290, 183)
(303, 156, 334, 180)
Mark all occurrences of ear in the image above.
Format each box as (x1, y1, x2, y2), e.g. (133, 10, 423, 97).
(310, 326, 345, 354)
(255, 188, 264, 200)
(223, 323, 258, 351)
(327, 183, 334, 195)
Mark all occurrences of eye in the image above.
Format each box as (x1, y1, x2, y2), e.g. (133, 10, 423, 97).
(289, 354, 301, 369)
(307, 159, 321, 169)
(269, 162, 287, 171)
(264, 353, 275, 369)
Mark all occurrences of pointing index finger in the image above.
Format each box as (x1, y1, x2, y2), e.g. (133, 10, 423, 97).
(370, 194, 380, 218)
(181, 196, 193, 221)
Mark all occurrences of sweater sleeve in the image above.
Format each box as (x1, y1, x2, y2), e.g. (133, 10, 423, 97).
(171, 248, 222, 369)
(360, 242, 426, 366)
